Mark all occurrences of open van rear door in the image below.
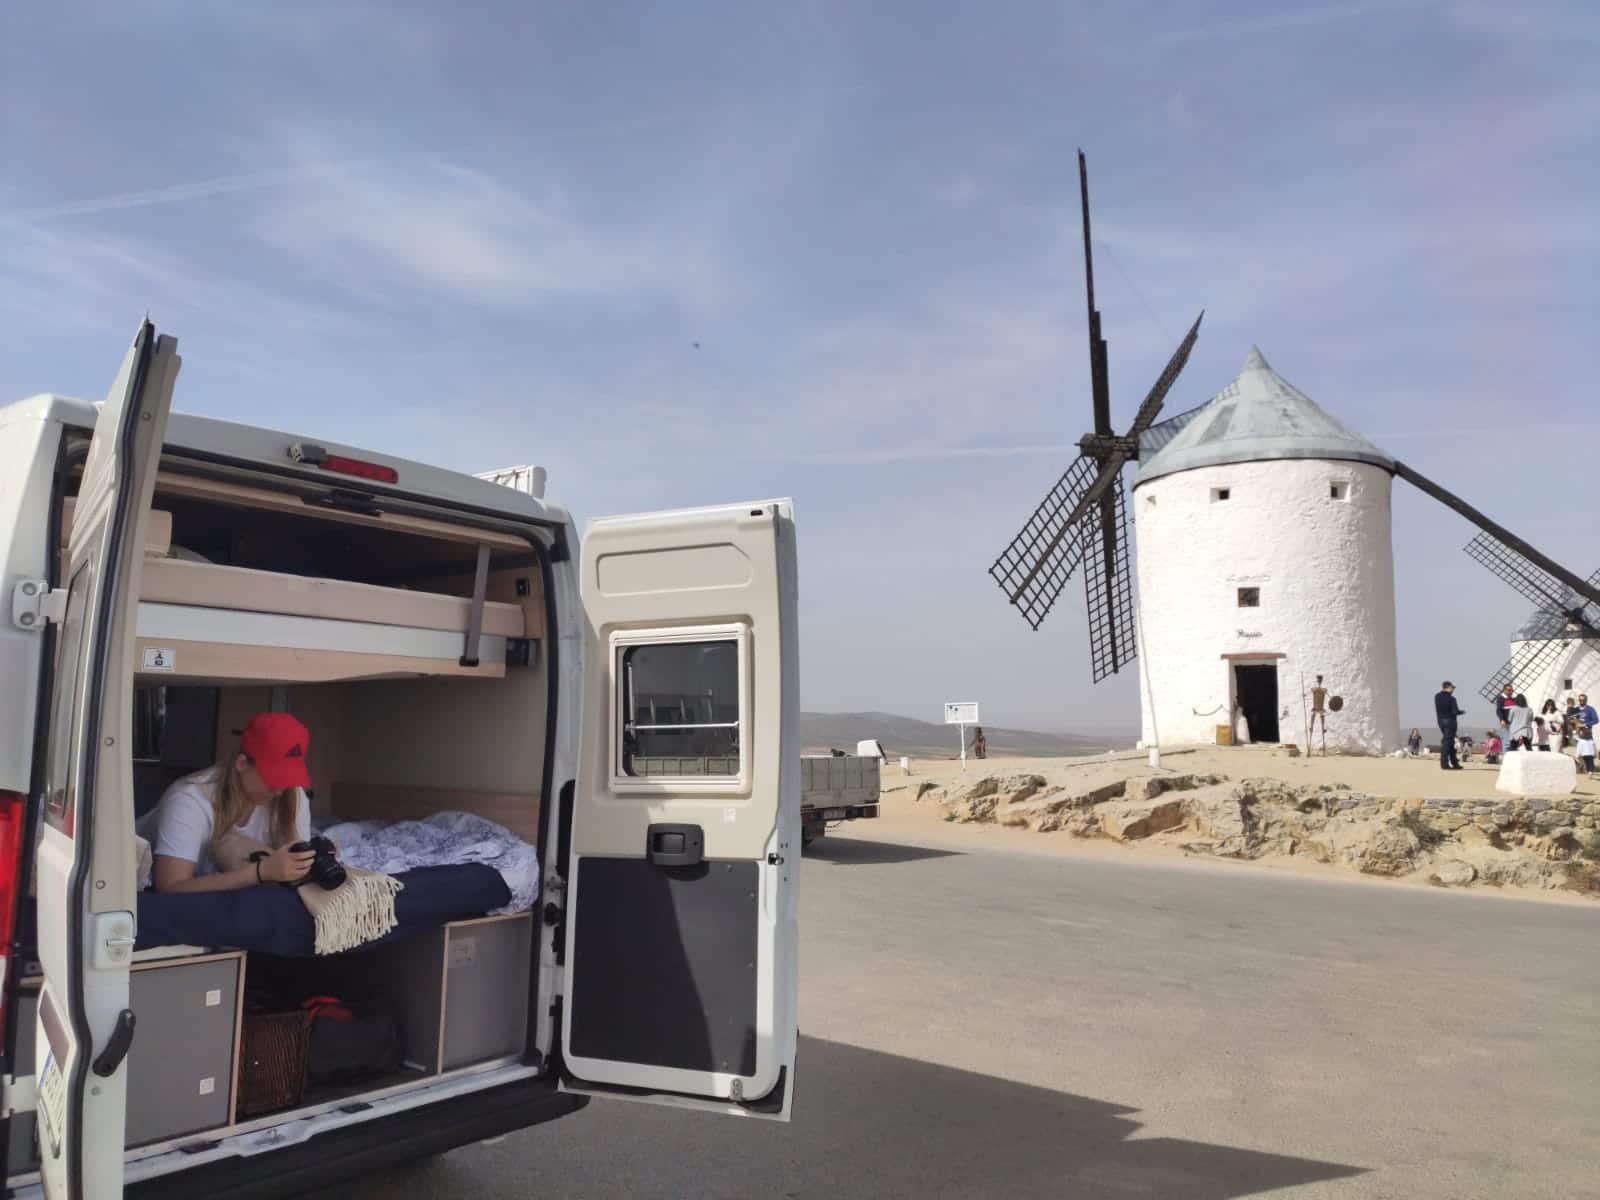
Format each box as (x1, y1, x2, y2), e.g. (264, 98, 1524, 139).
(563, 501, 799, 1119)
(35, 323, 178, 1198)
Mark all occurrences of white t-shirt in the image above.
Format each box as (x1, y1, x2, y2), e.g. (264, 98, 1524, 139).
(151, 767, 311, 876)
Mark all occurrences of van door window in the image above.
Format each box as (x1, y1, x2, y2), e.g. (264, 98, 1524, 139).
(618, 638, 740, 777)
(42, 562, 94, 837)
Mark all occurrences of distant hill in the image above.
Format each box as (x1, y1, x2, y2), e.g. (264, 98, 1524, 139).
(801, 711, 1124, 759)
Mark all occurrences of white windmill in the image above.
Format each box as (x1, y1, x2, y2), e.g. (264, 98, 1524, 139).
(991, 153, 1600, 756)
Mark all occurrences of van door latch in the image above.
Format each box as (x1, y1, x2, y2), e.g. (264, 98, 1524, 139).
(11, 580, 66, 631)
(91, 1010, 136, 1078)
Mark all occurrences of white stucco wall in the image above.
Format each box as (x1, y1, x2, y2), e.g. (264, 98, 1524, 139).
(1132, 458, 1400, 753)
(1503, 640, 1600, 722)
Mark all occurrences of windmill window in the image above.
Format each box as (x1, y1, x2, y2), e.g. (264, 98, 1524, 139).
(1237, 587, 1260, 608)
(1210, 487, 1231, 503)
(1564, 678, 1574, 690)
(1330, 482, 1350, 500)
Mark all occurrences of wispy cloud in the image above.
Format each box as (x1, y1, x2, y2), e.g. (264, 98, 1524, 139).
(767, 441, 1082, 464)
(0, 158, 396, 224)
(245, 137, 734, 311)
(1157, 0, 1434, 44)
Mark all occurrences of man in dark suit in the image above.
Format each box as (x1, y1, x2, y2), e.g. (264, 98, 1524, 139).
(1435, 681, 1465, 770)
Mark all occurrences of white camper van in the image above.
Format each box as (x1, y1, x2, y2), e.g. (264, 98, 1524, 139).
(0, 322, 800, 1198)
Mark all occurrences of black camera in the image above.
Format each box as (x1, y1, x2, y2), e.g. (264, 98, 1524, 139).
(290, 836, 348, 890)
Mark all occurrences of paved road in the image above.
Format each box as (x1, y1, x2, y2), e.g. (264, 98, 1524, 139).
(335, 829, 1598, 1199)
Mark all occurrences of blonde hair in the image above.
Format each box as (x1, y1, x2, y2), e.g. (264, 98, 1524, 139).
(207, 751, 299, 858)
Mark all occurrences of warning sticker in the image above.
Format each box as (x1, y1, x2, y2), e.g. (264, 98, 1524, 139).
(37, 1049, 64, 1159)
(142, 647, 176, 673)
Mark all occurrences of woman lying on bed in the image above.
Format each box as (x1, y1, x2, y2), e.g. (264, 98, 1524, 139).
(151, 712, 318, 893)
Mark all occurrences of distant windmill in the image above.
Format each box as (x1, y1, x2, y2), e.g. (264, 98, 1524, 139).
(988, 151, 1203, 681)
(1466, 537, 1600, 703)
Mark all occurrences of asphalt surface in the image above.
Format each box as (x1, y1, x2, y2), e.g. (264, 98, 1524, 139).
(330, 828, 1599, 1199)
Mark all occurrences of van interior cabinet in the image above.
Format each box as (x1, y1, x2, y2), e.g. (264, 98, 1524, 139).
(440, 914, 533, 1071)
(124, 953, 244, 1145)
(259, 912, 534, 1085)
(13, 951, 244, 1165)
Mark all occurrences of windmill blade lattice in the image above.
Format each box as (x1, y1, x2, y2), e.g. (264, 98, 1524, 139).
(1083, 477, 1136, 681)
(1463, 532, 1600, 622)
(989, 457, 1097, 630)
(1477, 632, 1600, 704)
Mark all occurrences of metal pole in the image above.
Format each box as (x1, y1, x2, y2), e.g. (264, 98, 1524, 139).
(1300, 667, 1308, 754)
(959, 722, 967, 770)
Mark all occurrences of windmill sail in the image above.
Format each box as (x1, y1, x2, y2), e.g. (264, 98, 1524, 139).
(989, 458, 1097, 630)
(1464, 532, 1600, 626)
(1083, 477, 1136, 681)
(988, 151, 1203, 684)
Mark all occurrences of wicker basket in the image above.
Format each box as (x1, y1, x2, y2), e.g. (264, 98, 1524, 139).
(237, 1011, 311, 1118)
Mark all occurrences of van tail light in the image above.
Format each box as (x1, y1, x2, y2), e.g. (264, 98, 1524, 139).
(288, 442, 399, 484)
(0, 791, 23, 1023)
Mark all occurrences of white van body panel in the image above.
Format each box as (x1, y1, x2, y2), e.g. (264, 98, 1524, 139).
(0, 404, 66, 794)
(7, 393, 570, 531)
(35, 326, 180, 1199)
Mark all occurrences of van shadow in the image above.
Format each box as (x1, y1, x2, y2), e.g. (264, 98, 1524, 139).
(803, 837, 961, 865)
(352, 1036, 1366, 1200)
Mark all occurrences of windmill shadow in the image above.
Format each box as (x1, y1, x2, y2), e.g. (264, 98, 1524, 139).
(359, 1036, 1367, 1199)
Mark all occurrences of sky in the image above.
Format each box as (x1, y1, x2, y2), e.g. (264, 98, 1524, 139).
(2, 1, 1596, 735)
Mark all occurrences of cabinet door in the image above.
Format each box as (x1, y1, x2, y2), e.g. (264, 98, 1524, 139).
(125, 959, 238, 1146)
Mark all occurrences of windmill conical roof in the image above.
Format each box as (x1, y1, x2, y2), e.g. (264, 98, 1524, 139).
(1134, 347, 1393, 486)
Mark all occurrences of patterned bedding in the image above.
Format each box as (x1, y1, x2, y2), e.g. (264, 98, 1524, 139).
(317, 811, 541, 915)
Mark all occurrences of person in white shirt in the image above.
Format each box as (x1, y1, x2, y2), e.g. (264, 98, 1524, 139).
(1577, 726, 1597, 775)
(152, 712, 317, 893)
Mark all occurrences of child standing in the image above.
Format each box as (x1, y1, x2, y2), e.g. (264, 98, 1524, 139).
(1578, 725, 1597, 775)
(1484, 730, 1503, 765)
(1535, 717, 1551, 751)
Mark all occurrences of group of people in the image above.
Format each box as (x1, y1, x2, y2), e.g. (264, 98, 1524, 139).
(1426, 682, 1600, 773)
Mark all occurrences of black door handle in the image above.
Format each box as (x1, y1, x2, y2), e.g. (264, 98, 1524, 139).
(92, 1009, 136, 1077)
(646, 823, 704, 867)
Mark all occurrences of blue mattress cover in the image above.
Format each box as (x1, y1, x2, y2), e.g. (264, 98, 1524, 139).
(136, 864, 513, 956)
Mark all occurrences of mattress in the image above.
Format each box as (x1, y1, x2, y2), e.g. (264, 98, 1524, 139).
(136, 864, 513, 956)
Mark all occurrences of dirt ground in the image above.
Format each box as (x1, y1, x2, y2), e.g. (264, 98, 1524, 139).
(865, 747, 1600, 905)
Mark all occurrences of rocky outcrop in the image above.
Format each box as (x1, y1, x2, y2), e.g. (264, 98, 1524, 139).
(944, 774, 1047, 824)
(1183, 787, 1248, 847)
(1099, 797, 1185, 840)
(1353, 825, 1421, 876)
(926, 764, 1596, 895)
(1429, 860, 1477, 886)
(973, 777, 1125, 831)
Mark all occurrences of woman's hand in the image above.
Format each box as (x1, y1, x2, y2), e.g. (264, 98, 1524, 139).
(259, 843, 318, 884)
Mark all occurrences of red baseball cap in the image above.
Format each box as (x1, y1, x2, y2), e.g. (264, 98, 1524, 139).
(240, 713, 311, 791)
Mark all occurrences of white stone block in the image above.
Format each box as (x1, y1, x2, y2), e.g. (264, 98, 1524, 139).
(1494, 750, 1576, 797)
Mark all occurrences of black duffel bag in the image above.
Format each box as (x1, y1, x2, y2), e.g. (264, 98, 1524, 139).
(301, 996, 403, 1084)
